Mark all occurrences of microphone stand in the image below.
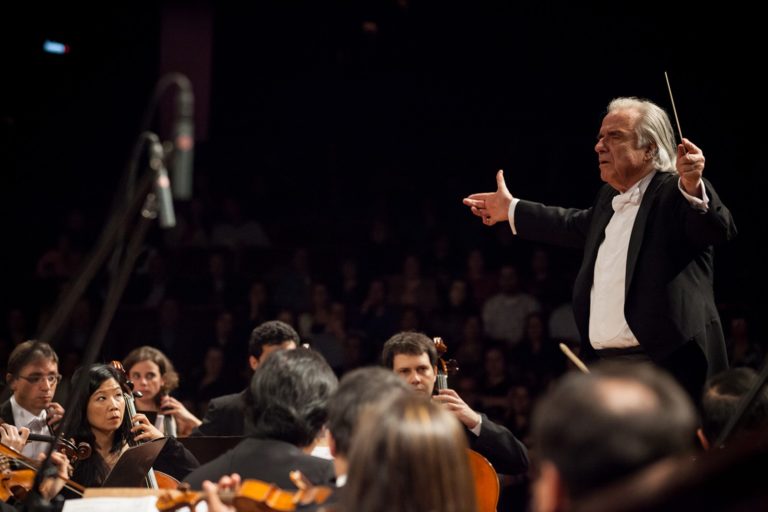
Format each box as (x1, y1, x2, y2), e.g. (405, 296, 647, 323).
(26, 134, 177, 512)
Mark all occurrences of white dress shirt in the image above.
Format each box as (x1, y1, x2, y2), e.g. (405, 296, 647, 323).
(10, 395, 50, 458)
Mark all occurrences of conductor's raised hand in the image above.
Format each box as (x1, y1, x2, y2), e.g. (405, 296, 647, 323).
(677, 138, 705, 196)
(462, 170, 513, 226)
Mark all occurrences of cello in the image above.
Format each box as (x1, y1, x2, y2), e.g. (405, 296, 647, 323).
(110, 361, 179, 489)
(433, 337, 500, 512)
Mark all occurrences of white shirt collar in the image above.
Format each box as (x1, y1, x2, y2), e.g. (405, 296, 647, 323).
(10, 394, 47, 429)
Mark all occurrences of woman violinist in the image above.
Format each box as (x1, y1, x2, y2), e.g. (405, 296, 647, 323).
(64, 364, 198, 489)
(122, 346, 201, 437)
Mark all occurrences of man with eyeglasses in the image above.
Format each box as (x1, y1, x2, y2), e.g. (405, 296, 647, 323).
(1, 340, 65, 458)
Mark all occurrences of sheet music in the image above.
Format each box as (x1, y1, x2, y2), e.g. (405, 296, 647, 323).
(63, 496, 159, 512)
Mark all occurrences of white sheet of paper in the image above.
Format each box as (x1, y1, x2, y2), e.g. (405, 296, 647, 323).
(63, 496, 159, 512)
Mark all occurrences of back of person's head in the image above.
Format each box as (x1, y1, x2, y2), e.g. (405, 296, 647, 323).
(327, 367, 411, 457)
(532, 362, 696, 499)
(250, 347, 337, 447)
(381, 331, 437, 369)
(248, 320, 300, 359)
(341, 393, 478, 512)
(6, 340, 58, 376)
(701, 367, 768, 444)
(607, 97, 677, 173)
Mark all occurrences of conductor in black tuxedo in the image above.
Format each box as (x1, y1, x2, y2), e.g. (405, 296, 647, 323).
(183, 347, 337, 490)
(463, 97, 737, 399)
(189, 320, 299, 437)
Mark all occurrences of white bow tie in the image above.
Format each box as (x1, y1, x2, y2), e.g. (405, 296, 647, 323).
(612, 187, 642, 212)
(26, 417, 47, 433)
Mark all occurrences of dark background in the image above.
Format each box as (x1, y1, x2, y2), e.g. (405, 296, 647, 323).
(1, 2, 764, 336)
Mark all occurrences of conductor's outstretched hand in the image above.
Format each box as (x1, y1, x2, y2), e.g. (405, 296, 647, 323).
(462, 170, 513, 226)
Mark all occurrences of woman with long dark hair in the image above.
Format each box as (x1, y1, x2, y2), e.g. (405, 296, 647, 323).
(65, 364, 198, 488)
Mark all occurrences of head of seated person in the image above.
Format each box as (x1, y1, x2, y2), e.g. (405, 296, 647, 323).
(531, 361, 696, 512)
(249, 347, 338, 449)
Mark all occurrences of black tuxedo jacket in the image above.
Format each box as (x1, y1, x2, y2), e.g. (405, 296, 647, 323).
(190, 388, 254, 437)
(515, 172, 736, 384)
(468, 413, 529, 475)
(183, 437, 335, 490)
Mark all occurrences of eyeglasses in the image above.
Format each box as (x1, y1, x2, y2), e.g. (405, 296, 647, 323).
(17, 374, 62, 385)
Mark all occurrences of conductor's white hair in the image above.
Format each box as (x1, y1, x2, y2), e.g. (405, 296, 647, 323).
(608, 97, 677, 173)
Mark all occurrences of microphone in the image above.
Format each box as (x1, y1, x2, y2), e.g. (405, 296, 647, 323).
(171, 75, 194, 200)
(149, 140, 176, 229)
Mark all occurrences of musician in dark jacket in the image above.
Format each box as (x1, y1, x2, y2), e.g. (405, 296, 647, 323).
(190, 320, 298, 437)
(184, 348, 337, 490)
(64, 364, 198, 488)
(382, 332, 529, 475)
(1, 341, 65, 459)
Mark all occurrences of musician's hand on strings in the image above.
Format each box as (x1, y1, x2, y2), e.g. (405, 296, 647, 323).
(44, 402, 65, 431)
(37, 450, 71, 500)
(433, 388, 482, 430)
(677, 138, 705, 197)
(203, 473, 241, 512)
(130, 413, 164, 442)
(0, 423, 29, 453)
(160, 395, 202, 434)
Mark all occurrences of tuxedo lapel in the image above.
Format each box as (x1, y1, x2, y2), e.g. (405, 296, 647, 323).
(0, 400, 15, 425)
(625, 172, 664, 296)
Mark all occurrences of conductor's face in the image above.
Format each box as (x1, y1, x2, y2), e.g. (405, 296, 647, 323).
(595, 108, 654, 193)
(392, 352, 437, 396)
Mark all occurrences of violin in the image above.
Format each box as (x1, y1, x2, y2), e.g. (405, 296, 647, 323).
(109, 361, 179, 490)
(433, 337, 500, 512)
(0, 419, 92, 464)
(156, 471, 333, 512)
(0, 440, 85, 501)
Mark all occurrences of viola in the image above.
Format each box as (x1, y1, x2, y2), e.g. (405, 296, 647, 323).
(433, 337, 500, 512)
(0, 441, 85, 501)
(156, 471, 333, 512)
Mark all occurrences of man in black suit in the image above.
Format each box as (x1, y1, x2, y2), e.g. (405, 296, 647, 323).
(183, 348, 337, 489)
(463, 97, 736, 399)
(381, 332, 529, 475)
(189, 320, 298, 436)
(1, 340, 65, 458)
